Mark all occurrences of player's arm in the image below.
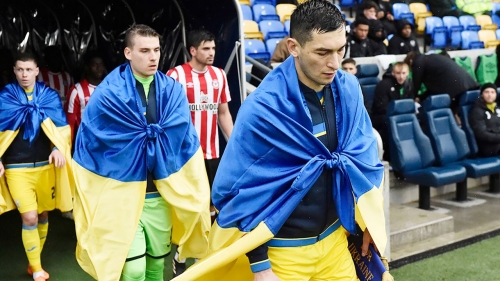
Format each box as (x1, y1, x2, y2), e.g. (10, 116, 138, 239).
(218, 102, 233, 139)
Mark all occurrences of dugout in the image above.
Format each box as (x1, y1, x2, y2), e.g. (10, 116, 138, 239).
(0, 0, 246, 142)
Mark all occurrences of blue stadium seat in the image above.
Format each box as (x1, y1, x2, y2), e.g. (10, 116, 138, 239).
(422, 94, 500, 201)
(241, 4, 253, 21)
(458, 90, 500, 192)
(245, 39, 271, 63)
(442, 16, 463, 48)
(425, 17, 448, 49)
(356, 64, 379, 114)
(284, 20, 290, 34)
(387, 99, 467, 209)
(496, 29, 500, 40)
(392, 3, 415, 25)
(250, 0, 275, 6)
(252, 4, 279, 22)
(259, 20, 288, 40)
(265, 38, 282, 57)
(461, 30, 484, 49)
(459, 15, 481, 31)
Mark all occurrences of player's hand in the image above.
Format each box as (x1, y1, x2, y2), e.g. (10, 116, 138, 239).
(254, 268, 281, 281)
(361, 228, 378, 257)
(0, 161, 4, 177)
(386, 14, 394, 21)
(49, 149, 66, 168)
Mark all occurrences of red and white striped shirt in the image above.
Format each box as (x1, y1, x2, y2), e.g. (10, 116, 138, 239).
(167, 63, 231, 159)
(65, 79, 96, 138)
(38, 68, 74, 107)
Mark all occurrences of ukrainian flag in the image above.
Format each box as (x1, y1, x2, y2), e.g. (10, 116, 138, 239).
(174, 57, 386, 280)
(72, 63, 211, 281)
(0, 82, 73, 215)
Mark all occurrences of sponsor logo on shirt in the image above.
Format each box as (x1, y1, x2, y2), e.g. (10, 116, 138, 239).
(189, 103, 219, 111)
(212, 80, 219, 89)
(200, 91, 209, 103)
(186, 82, 194, 88)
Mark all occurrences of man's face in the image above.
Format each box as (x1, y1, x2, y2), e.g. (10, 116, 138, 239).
(401, 25, 412, 38)
(363, 8, 377, 20)
(13, 60, 39, 89)
(392, 65, 409, 85)
(354, 24, 369, 40)
(482, 88, 497, 104)
(342, 62, 357, 75)
(124, 35, 160, 78)
(290, 27, 346, 91)
(87, 57, 105, 80)
(191, 40, 216, 66)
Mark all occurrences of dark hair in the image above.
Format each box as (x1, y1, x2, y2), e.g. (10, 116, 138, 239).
(14, 52, 38, 66)
(83, 50, 103, 65)
(342, 58, 356, 66)
(290, 0, 345, 46)
(362, 1, 378, 11)
(124, 24, 160, 48)
(187, 29, 216, 49)
(404, 51, 417, 66)
(353, 18, 370, 28)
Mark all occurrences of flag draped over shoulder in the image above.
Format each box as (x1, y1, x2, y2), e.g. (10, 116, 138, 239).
(72, 63, 211, 281)
(175, 56, 386, 281)
(0, 81, 73, 215)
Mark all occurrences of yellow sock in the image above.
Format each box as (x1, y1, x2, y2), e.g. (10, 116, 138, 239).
(22, 224, 42, 272)
(38, 220, 49, 252)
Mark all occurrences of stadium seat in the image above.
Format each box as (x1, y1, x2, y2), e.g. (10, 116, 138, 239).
(259, 20, 288, 40)
(459, 15, 481, 31)
(245, 39, 271, 63)
(442, 16, 463, 48)
(276, 4, 296, 23)
(425, 17, 448, 49)
(239, 0, 251, 6)
(250, 0, 275, 6)
(392, 3, 415, 25)
(458, 90, 500, 193)
(461, 30, 484, 49)
(252, 4, 279, 22)
(422, 94, 500, 202)
(497, 29, 500, 40)
(241, 4, 253, 21)
(265, 38, 282, 57)
(475, 15, 498, 30)
(355, 64, 379, 114)
(243, 20, 264, 40)
(478, 30, 500, 48)
(339, 0, 356, 17)
(492, 3, 500, 25)
(284, 20, 290, 34)
(409, 2, 433, 34)
(387, 99, 467, 210)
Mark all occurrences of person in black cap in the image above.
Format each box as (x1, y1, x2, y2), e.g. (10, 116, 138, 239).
(469, 83, 500, 157)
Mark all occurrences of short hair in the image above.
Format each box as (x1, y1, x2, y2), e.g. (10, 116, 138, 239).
(14, 52, 37, 66)
(187, 29, 215, 49)
(342, 58, 356, 66)
(404, 51, 417, 65)
(392, 62, 408, 70)
(290, 0, 345, 46)
(362, 0, 378, 11)
(353, 18, 370, 28)
(124, 24, 160, 48)
(83, 50, 103, 65)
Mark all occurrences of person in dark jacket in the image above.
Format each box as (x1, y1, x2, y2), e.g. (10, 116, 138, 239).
(388, 19, 420, 55)
(368, 19, 388, 55)
(404, 51, 478, 110)
(356, 0, 396, 35)
(425, 0, 466, 17)
(469, 83, 500, 157)
(371, 62, 415, 160)
(349, 18, 387, 58)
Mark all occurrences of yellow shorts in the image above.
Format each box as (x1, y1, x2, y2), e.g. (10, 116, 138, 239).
(268, 226, 357, 281)
(5, 163, 56, 214)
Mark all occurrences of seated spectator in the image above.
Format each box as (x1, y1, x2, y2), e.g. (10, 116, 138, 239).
(356, 0, 396, 35)
(404, 51, 478, 111)
(371, 62, 415, 160)
(341, 58, 357, 75)
(368, 20, 388, 54)
(388, 19, 420, 55)
(271, 36, 290, 64)
(425, 0, 466, 18)
(349, 18, 387, 58)
(469, 83, 500, 157)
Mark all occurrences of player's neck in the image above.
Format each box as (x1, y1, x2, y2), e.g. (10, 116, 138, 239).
(86, 76, 102, 86)
(188, 60, 207, 73)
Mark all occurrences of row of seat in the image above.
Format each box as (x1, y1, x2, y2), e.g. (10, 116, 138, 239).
(244, 19, 289, 41)
(244, 38, 283, 63)
(388, 93, 500, 209)
(241, 3, 296, 22)
(426, 15, 500, 49)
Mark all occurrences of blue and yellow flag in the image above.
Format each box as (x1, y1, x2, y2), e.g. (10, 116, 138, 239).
(175, 56, 386, 280)
(0, 81, 73, 215)
(72, 63, 211, 281)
